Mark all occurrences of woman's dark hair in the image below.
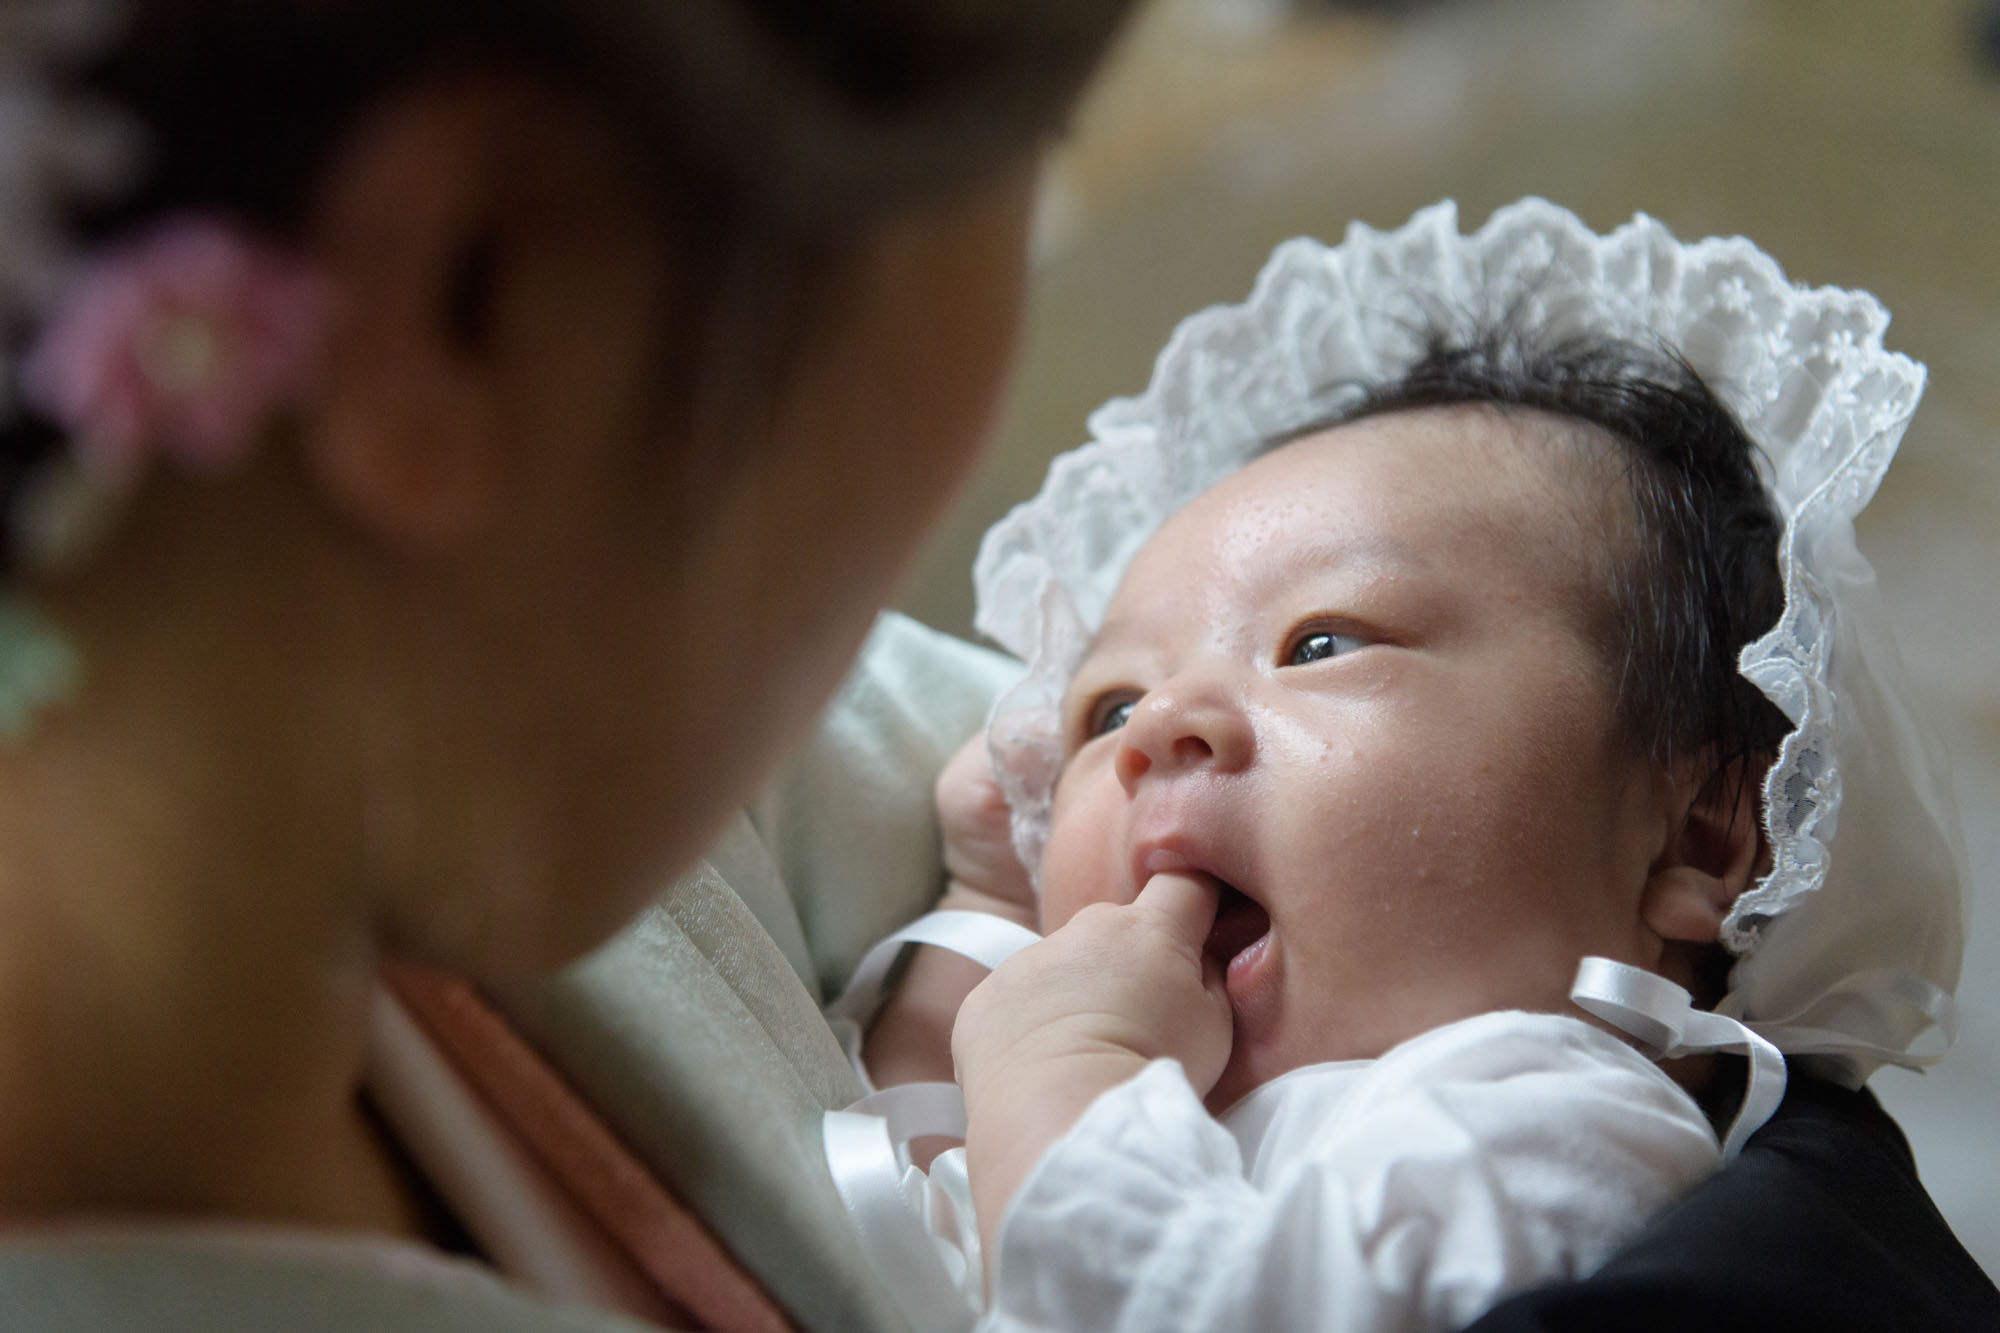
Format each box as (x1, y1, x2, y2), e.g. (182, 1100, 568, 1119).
(69, 0, 1137, 235)
(1329, 328, 1795, 784)
(1, 0, 1137, 567)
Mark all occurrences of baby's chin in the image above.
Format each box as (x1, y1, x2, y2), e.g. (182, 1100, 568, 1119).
(1202, 1046, 1293, 1116)
(1203, 1066, 1255, 1116)
(1198, 1018, 1415, 1115)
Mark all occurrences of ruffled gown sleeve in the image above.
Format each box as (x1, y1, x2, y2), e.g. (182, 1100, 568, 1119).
(983, 1011, 1721, 1333)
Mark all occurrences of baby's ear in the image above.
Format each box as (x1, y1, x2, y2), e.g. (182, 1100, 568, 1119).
(1641, 759, 1765, 946)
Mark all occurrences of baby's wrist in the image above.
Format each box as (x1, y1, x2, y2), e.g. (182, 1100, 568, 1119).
(961, 1045, 1155, 1251)
(957, 1024, 1153, 1115)
(937, 879, 1039, 930)
(961, 1044, 1155, 1164)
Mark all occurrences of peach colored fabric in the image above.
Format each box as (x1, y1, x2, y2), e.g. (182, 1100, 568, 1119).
(367, 984, 682, 1321)
(383, 963, 793, 1333)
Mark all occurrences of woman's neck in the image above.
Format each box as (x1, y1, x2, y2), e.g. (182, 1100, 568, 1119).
(0, 751, 422, 1237)
(0, 546, 428, 1238)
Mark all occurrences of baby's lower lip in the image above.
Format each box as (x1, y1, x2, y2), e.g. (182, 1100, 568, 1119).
(1222, 930, 1275, 1009)
(1224, 932, 1269, 982)
(1205, 886, 1275, 1008)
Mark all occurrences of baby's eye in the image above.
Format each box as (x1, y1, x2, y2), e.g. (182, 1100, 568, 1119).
(1089, 696, 1139, 737)
(1287, 629, 1367, 665)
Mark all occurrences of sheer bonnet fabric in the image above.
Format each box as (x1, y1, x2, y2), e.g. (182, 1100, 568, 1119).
(973, 198, 1966, 1088)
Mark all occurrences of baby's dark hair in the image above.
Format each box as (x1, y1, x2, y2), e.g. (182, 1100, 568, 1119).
(1328, 327, 1795, 786)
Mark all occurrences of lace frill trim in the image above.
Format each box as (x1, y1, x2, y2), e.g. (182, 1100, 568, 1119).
(971, 197, 1925, 958)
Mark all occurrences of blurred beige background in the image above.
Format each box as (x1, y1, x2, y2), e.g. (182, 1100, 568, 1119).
(901, 0, 2000, 1280)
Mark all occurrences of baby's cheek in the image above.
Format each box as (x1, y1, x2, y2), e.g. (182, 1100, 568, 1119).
(1034, 861, 1092, 934)
(1036, 827, 1125, 933)
(1037, 765, 1123, 930)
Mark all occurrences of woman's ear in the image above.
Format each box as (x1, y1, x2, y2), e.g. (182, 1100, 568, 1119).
(1641, 759, 1766, 946)
(303, 79, 529, 548)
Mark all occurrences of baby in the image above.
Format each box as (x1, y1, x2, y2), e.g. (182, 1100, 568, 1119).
(889, 334, 1784, 1331)
(844, 201, 1955, 1332)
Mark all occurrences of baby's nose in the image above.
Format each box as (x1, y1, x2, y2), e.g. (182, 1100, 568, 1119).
(1114, 674, 1254, 789)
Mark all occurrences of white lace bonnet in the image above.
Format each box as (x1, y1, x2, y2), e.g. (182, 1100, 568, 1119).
(972, 198, 1966, 1087)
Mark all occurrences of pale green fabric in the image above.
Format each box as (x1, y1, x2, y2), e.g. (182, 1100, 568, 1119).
(499, 612, 1019, 1331)
(751, 611, 1022, 1002)
(504, 872, 902, 1333)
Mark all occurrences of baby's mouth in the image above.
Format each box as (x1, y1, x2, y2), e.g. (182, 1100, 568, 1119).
(1203, 881, 1271, 973)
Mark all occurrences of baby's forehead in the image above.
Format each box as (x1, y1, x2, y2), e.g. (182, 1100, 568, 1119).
(1169, 404, 1627, 564)
(1079, 405, 1633, 667)
(1263, 402, 1620, 498)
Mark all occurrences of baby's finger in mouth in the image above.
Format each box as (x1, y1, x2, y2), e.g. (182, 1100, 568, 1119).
(1135, 870, 1223, 946)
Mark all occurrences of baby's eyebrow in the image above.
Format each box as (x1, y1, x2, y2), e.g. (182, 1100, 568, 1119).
(1076, 532, 1427, 671)
(1243, 532, 1432, 605)
(1073, 614, 1138, 671)
(1067, 606, 1170, 697)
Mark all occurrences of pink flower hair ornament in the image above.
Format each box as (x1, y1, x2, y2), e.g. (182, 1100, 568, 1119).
(19, 216, 329, 485)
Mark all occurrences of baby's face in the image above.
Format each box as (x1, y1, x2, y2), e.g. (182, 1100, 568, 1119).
(1040, 406, 1673, 1110)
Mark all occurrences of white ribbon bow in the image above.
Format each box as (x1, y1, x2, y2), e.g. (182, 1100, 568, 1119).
(1570, 956, 1788, 1160)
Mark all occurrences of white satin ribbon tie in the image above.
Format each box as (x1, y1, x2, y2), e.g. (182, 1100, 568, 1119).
(1571, 956, 1788, 1160)
(822, 911, 1041, 1330)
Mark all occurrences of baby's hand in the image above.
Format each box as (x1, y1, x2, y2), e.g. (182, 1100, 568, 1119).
(955, 871, 1232, 1096)
(934, 733, 1034, 911)
(955, 873, 1233, 1261)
